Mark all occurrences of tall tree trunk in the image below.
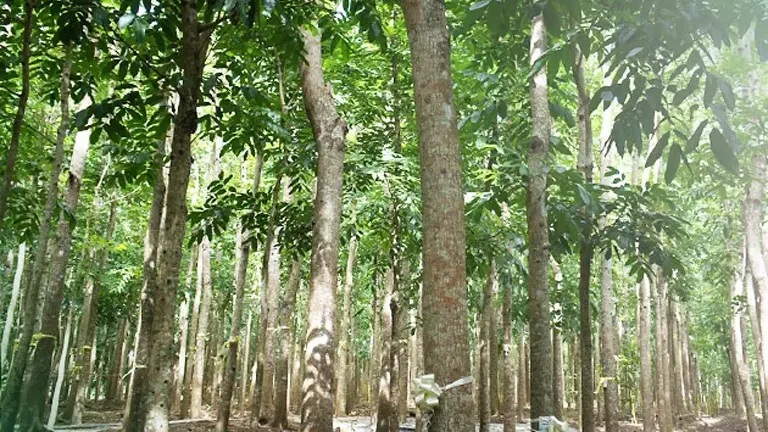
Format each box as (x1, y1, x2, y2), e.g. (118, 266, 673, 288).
(745, 266, 768, 428)
(731, 244, 760, 432)
(182, 244, 202, 418)
(106, 320, 127, 401)
(375, 268, 396, 432)
(172, 244, 198, 414)
(552, 327, 564, 421)
(0, 44, 70, 431)
(298, 24, 347, 432)
(124, 109, 168, 432)
(272, 260, 302, 428)
(573, 46, 595, 432)
(1, 242, 25, 367)
(401, 0, 474, 430)
(392, 269, 409, 424)
(18, 115, 91, 431)
(336, 235, 357, 416)
(216, 160, 262, 432)
(479, 263, 495, 432)
(191, 238, 213, 418)
(655, 272, 674, 432)
(0, 0, 34, 223)
(489, 298, 499, 417)
(370, 282, 380, 405)
(48, 308, 73, 429)
(502, 284, 516, 432)
(240, 311, 252, 414)
(638, 275, 654, 432)
(517, 332, 526, 421)
(525, 9, 553, 431)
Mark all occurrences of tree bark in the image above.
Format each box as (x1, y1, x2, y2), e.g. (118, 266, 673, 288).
(731, 244, 760, 432)
(0, 0, 34, 223)
(525, 10, 553, 431)
(517, 332, 526, 421)
(0, 44, 70, 432)
(655, 272, 674, 432)
(1, 242, 25, 367)
(638, 276, 654, 432)
(172, 244, 197, 414)
(375, 268, 397, 432)
(336, 235, 357, 416)
(400, 0, 474, 430)
(18, 113, 91, 431)
(124, 106, 168, 432)
(272, 260, 302, 428)
(298, 24, 347, 432)
(191, 238, 213, 418)
(47, 308, 73, 428)
(182, 244, 202, 418)
(502, 284, 516, 432)
(479, 263, 495, 432)
(552, 327, 564, 421)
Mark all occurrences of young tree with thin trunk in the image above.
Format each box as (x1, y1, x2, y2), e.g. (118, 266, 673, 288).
(298, 22, 347, 432)
(655, 271, 674, 432)
(638, 275, 654, 432)
(400, 0, 474, 429)
(18, 114, 91, 432)
(190, 238, 212, 418)
(479, 262, 495, 432)
(273, 260, 303, 428)
(502, 282, 516, 431)
(0, 44, 71, 432)
(375, 268, 397, 432)
(0, 0, 34, 223)
(48, 308, 74, 429)
(336, 235, 357, 416)
(525, 7, 554, 430)
(0, 242, 24, 367)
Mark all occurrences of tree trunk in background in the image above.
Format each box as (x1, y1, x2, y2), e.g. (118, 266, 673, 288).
(370, 283, 380, 405)
(272, 260, 302, 428)
(106, 320, 127, 401)
(479, 263, 495, 432)
(573, 47, 595, 432)
(0, 0, 34, 223)
(48, 308, 74, 428)
(182, 244, 202, 418)
(142, 4, 212, 426)
(731, 245, 760, 432)
(401, 0, 474, 430)
(336, 235, 357, 416)
(216, 161, 261, 432)
(241, 311, 252, 413)
(290, 323, 304, 414)
(1, 242, 25, 367)
(0, 44, 70, 431)
(517, 333, 526, 421)
(18, 119, 91, 431)
(502, 284, 516, 431)
(639, 276, 654, 432)
(298, 24, 347, 432)
(124, 108, 168, 432)
(525, 9, 553, 431)
(191, 238, 212, 418)
(670, 300, 686, 416)
(745, 267, 768, 429)
(552, 327, 563, 420)
(70, 199, 117, 424)
(172, 243, 198, 414)
(655, 272, 674, 432)
(489, 299, 499, 417)
(391, 273, 409, 424)
(375, 268, 397, 432)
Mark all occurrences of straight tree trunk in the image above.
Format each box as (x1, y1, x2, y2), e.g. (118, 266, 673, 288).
(124, 111, 168, 432)
(655, 272, 674, 432)
(106, 320, 127, 401)
(172, 244, 197, 414)
(731, 244, 760, 432)
(191, 238, 213, 418)
(489, 299, 499, 417)
(336, 235, 357, 416)
(502, 284, 517, 432)
(0, 44, 70, 432)
(375, 268, 397, 432)
(0, 0, 34, 223)
(517, 332, 526, 421)
(552, 327, 564, 420)
(745, 266, 768, 429)
(48, 308, 74, 428)
(18, 116, 91, 431)
(240, 311, 252, 414)
(182, 244, 203, 418)
(298, 23, 347, 432)
(370, 282, 380, 405)
(479, 263, 495, 432)
(525, 9, 553, 431)
(401, 0, 474, 429)
(1, 242, 25, 367)
(638, 276, 654, 432)
(272, 260, 302, 428)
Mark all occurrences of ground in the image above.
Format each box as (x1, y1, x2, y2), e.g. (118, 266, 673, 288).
(61, 402, 761, 432)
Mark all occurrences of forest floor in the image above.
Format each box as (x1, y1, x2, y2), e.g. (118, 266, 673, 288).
(67, 402, 761, 432)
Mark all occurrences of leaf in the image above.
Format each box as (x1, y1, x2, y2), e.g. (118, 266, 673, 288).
(133, 19, 146, 43)
(703, 73, 717, 107)
(626, 47, 643, 58)
(469, 0, 491, 10)
(717, 77, 736, 110)
(709, 129, 739, 173)
(645, 132, 669, 167)
(685, 120, 707, 153)
(118, 13, 135, 30)
(665, 143, 681, 183)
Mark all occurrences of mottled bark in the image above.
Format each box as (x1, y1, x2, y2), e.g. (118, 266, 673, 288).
(502, 284, 516, 432)
(638, 276, 654, 432)
(272, 260, 302, 428)
(0, 44, 70, 432)
(124, 108, 168, 432)
(0, 0, 34, 223)
(191, 238, 212, 417)
(298, 24, 347, 432)
(401, 0, 474, 429)
(375, 269, 396, 432)
(142, 2, 212, 427)
(526, 10, 553, 431)
(18, 117, 91, 431)
(336, 236, 357, 416)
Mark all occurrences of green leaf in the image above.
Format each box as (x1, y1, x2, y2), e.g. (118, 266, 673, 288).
(118, 13, 135, 30)
(469, 0, 491, 10)
(685, 120, 707, 152)
(709, 128, 739, 173)
(703, 73, 717, 107)
(645, 132, 669, 168)
(665, 143, 681, 183)
(717, 77, 736, 110)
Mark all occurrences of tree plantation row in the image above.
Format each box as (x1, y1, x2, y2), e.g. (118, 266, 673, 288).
(0, 0, 766, 432)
